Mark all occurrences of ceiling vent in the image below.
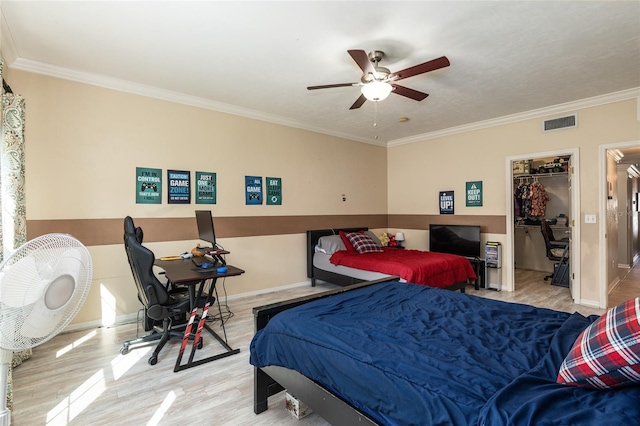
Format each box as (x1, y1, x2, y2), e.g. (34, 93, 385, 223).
(543, 113, 577, 132)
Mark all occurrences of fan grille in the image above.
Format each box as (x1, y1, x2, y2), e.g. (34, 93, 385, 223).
(0, 234, 93, 350)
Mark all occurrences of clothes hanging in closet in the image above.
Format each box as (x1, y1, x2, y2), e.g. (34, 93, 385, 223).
(514, 180, 550, 220)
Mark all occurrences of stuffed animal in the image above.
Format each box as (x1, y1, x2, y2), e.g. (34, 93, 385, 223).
(191, 244, 207, 257)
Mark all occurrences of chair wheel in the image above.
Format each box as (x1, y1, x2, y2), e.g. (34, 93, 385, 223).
(120, 345, 130, 355)
(148, 355, 158, 365)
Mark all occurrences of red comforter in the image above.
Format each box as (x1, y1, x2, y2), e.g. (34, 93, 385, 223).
(330, 247, 477, 289)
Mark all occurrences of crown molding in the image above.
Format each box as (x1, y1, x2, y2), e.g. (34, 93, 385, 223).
(5, 53, 637, 149)
(388, 88, 640, 147)
(8, 57, 386, 147)
(0, 11, 18, 65)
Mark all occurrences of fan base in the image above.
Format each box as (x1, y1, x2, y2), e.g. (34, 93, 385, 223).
(0, 408, 9, 426)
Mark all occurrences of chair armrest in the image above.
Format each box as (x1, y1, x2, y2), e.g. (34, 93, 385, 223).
(550, 241, 569, 248)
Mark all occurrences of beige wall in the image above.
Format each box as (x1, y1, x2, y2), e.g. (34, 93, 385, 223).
(6, 68, 388, 326)
(5, 64, 640, 325)
(388, 99, 640, 305)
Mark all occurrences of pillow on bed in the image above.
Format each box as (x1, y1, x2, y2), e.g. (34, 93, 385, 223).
(339, 231, 359, 254)
(316, 235, 347, 255)
(364, 231, 383, 247)
(557, 296, 640, 389)
(345, 232, 384, 254)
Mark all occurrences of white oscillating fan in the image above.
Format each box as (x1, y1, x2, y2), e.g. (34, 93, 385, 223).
(0, 233, 93, 425)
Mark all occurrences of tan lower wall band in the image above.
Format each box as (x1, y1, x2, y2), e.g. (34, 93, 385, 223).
(27, 214, 506, 247)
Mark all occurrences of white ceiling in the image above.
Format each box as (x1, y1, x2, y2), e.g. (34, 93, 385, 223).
(1, 1, 639, 146)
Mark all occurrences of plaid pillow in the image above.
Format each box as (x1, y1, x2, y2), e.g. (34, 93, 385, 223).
(345, 232, 383, 254)
(557, 297, 640, 389)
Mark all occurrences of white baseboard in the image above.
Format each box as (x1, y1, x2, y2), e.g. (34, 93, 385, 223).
(62, 280, 313, 334)
(579, 298, 603, 309)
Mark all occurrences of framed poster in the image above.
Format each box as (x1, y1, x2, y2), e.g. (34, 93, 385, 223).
(167, 169, 191, 204)
(196, 171, 216, 204)
(466, 181, 483, 207)
(266, 177, 282, 205)
(245, 176, 263, 205)
(439, 190, 454, 214)
(136, 167, 162, 204)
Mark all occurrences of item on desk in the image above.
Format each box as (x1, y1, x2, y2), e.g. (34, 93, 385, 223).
(158, 255, 183, 261)
(192, 256, 215, 269)
(181, 252, 193, 259)
(217, 266, 227, 274)
(191, 244, 207, 257)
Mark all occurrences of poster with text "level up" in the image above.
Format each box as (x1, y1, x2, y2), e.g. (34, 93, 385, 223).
(439, 190, 454, 214)
(136, 167, 162, 204)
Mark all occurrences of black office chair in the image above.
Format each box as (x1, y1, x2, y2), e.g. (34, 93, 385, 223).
(120, 217, 196, 365)
(540, 220, 570, 286)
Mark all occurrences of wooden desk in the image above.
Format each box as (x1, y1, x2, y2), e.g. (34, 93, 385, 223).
(155, 259, 245, 372)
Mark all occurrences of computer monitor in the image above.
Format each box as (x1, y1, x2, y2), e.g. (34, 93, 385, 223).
(195, 210, 217, 249)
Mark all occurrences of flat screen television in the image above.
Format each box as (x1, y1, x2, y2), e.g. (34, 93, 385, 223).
(429, 224, 481, 259)
(195, 210, 217, 249)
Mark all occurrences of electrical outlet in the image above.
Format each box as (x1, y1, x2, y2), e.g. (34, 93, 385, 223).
(585, 214, 597, 224)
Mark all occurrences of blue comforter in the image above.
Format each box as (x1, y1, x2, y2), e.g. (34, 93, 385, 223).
(250, 281, 640, 425)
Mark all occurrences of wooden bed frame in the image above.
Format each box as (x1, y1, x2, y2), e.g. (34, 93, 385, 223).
(253, 278, 392, 425)
(306, 227, 469, 292)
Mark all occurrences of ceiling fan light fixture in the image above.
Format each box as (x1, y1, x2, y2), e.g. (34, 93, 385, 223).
(361, 81, 392, 102)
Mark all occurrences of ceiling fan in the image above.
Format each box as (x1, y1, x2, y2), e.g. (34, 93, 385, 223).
(307, 50, 450, 110)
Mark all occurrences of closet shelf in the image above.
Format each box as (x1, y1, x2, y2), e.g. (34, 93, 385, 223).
(514, 171, 568, 179)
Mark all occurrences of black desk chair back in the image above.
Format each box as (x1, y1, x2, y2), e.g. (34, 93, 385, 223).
(121, 216, 192, 365)
(540, 220, 570, 286)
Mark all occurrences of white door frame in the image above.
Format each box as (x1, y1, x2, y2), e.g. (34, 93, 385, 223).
(505, 148, 580, 302)
(598, 140, 640, 309)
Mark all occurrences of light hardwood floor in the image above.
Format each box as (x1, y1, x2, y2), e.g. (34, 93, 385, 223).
(610, 264, 640, 308)
(10, 270, 620, 425)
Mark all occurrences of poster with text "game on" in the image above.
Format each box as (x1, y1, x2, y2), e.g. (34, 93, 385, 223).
(245, 176, 263, 205)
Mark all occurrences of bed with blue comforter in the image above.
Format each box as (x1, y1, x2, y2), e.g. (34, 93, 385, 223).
(250, 279, 640, 425)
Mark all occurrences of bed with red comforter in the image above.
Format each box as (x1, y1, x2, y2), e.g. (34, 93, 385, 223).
(330, 246, 476, 289)
(307, 228, 477, 292)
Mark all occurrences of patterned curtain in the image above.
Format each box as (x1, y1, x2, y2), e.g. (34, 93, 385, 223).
(0, 59, 28, 411)
(0, 59, 27, 262)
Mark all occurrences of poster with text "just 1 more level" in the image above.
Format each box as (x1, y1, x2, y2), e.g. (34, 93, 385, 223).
(136, 167, 162, 204)
(196, 171, 216, 204)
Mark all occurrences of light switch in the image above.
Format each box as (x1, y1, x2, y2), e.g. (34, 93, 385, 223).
(585, 214, 597, 224)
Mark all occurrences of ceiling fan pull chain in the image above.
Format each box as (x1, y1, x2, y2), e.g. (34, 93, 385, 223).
(373, 102, 379, 140)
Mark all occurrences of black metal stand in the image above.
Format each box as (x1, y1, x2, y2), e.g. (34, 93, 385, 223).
(173, 278, 240, 372)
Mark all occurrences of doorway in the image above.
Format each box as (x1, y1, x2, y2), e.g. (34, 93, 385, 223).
(505, 148, 580, 302)
(599, 141, 640, 309)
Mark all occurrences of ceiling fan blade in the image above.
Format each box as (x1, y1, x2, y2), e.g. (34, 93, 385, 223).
(389, 56, 450, 81)
(307, 83, 358, 90)
(391, 84, 429, 101)
(348, 49, 376, 76)
(349, 94, 367, 110)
